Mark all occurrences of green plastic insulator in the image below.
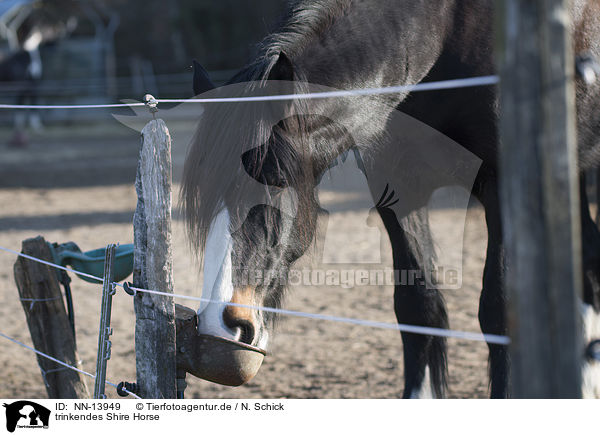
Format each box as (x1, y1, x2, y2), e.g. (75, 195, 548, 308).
(49, 242, 134, 284)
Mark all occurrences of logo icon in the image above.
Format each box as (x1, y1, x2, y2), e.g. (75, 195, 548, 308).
(3, 401, 50, 432)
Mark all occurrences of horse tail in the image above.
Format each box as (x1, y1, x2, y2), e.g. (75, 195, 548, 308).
(428, 293, 449, 398)
(429, 334, 448, 398)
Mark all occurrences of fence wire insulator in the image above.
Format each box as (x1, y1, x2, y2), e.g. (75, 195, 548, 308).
(576, 53, 600, 85)
(116, 381, 138, 397)
(143, 94, 159, 118)
(122, 281, 136, 296)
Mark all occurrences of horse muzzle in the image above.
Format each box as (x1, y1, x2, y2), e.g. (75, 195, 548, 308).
(175, 304, 266, 386)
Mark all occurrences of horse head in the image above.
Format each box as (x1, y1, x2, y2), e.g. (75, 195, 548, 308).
(182, 54, 331, 385)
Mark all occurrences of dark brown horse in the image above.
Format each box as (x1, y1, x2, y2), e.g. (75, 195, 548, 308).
(183, 0, 600, 398)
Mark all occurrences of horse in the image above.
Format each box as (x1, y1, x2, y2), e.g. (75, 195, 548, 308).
(182, 0, 600, 398)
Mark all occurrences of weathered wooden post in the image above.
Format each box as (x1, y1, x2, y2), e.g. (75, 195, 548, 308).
(133, 117, 177, 398)
(497, 0, 582, 397)
(13, 236, 90, 398)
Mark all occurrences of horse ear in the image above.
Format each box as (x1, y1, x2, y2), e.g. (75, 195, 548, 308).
(192, 59, 215, 96)
(268, 52, 294, 81)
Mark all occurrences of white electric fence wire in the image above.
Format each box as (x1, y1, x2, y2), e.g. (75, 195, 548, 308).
(0, 331, 141, 399)
(0, 75, 499, 109)
(1, 245, 510, 345)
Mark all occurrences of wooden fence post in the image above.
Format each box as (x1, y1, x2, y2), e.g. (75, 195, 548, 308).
(13, 236, 90, 398)
(133, 118, 177, 398)
(497, 0, 582, 397)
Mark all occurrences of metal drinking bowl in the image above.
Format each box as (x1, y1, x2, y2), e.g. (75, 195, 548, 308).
(175, 304, 266, 386)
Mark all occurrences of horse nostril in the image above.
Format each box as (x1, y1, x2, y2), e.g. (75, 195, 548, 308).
(223, 308, 256, 345)
(238, 320, 256, 345)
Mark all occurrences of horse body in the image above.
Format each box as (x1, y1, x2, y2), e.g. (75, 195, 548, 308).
(184, 0, 600, 398)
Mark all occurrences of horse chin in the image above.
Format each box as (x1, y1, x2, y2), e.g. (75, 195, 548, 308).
(176, 304, 266, 386)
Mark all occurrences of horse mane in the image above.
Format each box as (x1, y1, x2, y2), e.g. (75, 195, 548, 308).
(258, 0, 350, 68)
(222, 0, 349, 85)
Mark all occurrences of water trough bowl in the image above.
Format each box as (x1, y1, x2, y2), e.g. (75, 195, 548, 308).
(175, 304, 266, 386)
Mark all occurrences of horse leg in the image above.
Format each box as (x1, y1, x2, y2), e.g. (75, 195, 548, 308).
(479, 176, 600, 398)
(379, 207, 448, 398)
(579, 174, 600, 397)
(479, 185, 509, 398)
(580, 174, 600, 310)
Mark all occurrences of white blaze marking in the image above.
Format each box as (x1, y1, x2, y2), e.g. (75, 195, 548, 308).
(197, 207, 238, 340)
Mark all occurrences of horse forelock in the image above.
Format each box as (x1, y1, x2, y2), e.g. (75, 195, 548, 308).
(182, 96, 268, 259)
(181, 74, 319, 264)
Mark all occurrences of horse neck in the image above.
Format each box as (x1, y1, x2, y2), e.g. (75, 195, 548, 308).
(273, 0, 458, 158)
(573, 0, 600, 54)
(287, 0, 456, 97)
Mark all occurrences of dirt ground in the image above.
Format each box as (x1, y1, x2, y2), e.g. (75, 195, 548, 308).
(0, 119, 491, 399)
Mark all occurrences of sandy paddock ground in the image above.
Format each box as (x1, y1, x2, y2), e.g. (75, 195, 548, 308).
(0, 122, 491, 399)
